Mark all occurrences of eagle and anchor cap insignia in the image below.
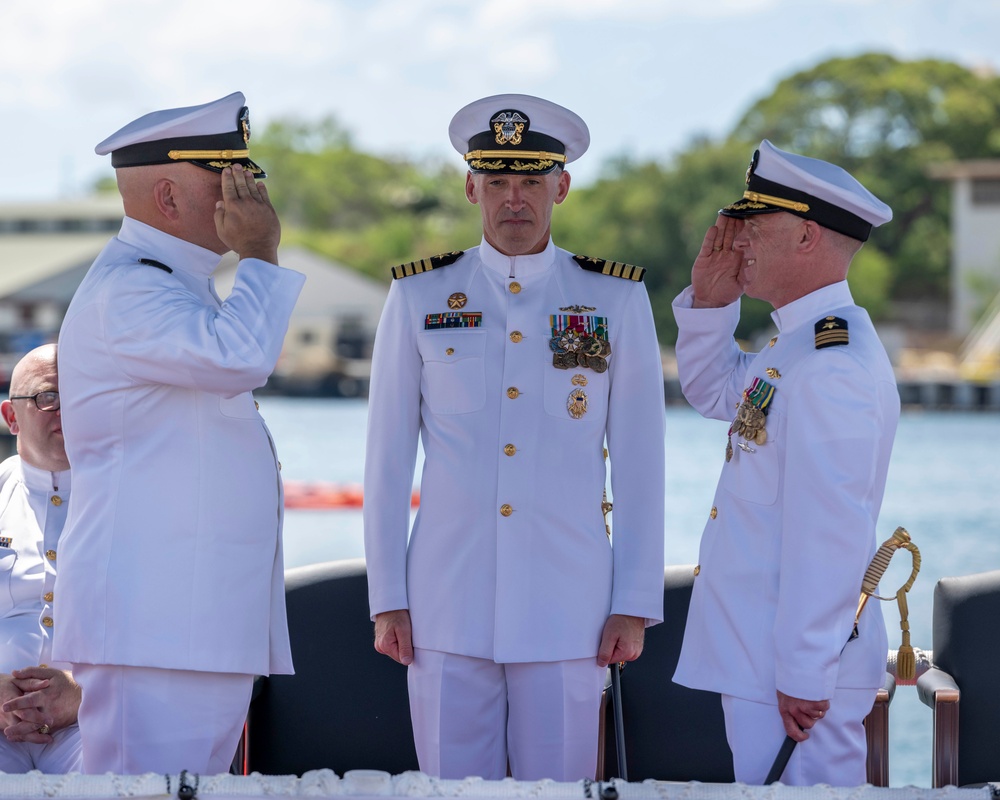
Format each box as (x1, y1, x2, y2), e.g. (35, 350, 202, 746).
(449, 93, 590, 175)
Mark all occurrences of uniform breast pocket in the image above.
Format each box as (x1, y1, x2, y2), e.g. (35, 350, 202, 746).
(720, 408, 783, 505)
(417, 330, 487, 415)
(542, 366, 608, 421)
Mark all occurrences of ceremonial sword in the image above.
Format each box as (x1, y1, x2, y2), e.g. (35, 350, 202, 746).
(764, 526, 921, 785)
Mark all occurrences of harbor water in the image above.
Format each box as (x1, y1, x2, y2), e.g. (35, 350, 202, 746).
(264, 397, 1000, 788)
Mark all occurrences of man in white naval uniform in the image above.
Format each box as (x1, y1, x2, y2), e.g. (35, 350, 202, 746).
(364, 94, 666, 781)
(0, 345, 81, 773)
(671, 140, 898, 786)
(55, 93, 305, 775)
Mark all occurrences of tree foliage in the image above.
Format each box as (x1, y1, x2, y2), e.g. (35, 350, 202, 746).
(734, 53, 1000, 299)
(231, 54, 1000, 342)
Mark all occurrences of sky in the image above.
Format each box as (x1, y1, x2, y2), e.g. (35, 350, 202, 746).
(1, 0, 997, 203)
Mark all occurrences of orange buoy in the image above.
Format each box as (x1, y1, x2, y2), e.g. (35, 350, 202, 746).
(283, 481, 419, 510)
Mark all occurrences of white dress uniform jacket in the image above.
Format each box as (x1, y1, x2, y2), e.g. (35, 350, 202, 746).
(0, 455, 81, 773)
(672, 281, 897, 703)
(54, 217, 305, 676)
(0, 456, 70, 673)
(365, 238, 666, 663)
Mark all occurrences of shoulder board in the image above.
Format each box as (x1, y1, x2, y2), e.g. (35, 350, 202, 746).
(815, 316, 849, 349)
(391, 251, 465, 280)
(138, 258, 172, 273)
(573, 254, 645, 282)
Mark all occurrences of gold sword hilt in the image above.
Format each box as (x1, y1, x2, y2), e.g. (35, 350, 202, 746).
(853, 526, 922, 679)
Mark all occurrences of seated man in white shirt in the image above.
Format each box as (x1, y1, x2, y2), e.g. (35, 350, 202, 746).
(0, 343, 82, 773)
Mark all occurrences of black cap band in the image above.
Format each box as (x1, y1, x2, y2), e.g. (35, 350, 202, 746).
(110, 130, 265, 177)
(722, 173, 872, 241)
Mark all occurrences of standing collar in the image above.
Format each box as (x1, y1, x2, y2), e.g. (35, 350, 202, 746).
(117, 216, 222, 278)
(478, 236, 556, 278)
(770, 281, 855, 333)
(19, 457, 71, 493)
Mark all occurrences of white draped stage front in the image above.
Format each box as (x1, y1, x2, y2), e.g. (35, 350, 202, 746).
(0, 770, 990, 800)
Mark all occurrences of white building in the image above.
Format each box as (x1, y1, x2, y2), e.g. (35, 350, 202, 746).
(929, 161, 1000, 378)
(0, 198, 388, 394)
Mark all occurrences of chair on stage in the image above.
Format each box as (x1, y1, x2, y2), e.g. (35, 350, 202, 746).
(916, 569, 1000, 788)
(599, 565, 895, 786)
(599, 564, 734, 783)
(241, 558, 419, 776)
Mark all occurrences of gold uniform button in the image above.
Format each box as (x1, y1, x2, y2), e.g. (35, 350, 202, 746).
(710, 506, 718, 519)
(509, 331, 523, 343)
(507, 387, 520, 399)
(503, 444, 517, 456)
(43, 592, 54, 602)
(45, 549, 56, 561)
(500, 504, 513, 517)
(693, 565, 701, 577)
(509, 281, 522, 294)
(42, 617, 54, 628)
(51, 495, 63, 506)
(446, 347, 455, 355)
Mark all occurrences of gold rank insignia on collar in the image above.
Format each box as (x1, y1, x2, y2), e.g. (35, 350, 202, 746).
(572, 254, 645, 282)
(391, 251, 465, 280)
(815, 316, 849, 349)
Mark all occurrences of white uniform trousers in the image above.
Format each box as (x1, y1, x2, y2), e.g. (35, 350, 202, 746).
(0, 725, 82, 773)
(73, 664, 253, 775)
(721, 687, 878, 786)
(407, 648, 606, 782)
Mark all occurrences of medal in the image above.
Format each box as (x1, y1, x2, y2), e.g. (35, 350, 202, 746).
(726, 376, 775, 455)
(549, 314, 611, 372)
(447, 292, 467, 309)
(567, 388, 589, 419)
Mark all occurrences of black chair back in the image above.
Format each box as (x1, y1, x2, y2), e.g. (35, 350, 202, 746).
(603, 565, 734, 782)
(247, 559, 419, 776)
(932, 570, 1000, 786)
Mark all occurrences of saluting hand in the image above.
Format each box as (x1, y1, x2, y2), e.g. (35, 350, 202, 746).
(213, 164, 281, 265)
(691, 215, 744, 308)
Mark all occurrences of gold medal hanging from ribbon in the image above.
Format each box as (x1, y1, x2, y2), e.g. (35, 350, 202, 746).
(726, 376, 775, 460)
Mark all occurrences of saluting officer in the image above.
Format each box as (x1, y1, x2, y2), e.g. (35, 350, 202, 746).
(55, 92, 304, 775)
(364, 94, 666, 781)
(671, 140, 898, 786)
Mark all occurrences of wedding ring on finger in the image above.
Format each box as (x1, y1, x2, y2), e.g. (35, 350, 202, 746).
(712, 246, 723, 251)
(37, 724, 51, 735)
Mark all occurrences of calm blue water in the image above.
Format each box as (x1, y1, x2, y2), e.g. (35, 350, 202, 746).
(263, 398, 1000, 788)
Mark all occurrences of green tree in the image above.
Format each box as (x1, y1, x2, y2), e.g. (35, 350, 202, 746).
(734, 53, 1000, 300)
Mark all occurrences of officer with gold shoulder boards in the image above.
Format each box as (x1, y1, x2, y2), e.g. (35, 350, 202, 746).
(671, 140, 899, 786)
(364, 94, 666, 781)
